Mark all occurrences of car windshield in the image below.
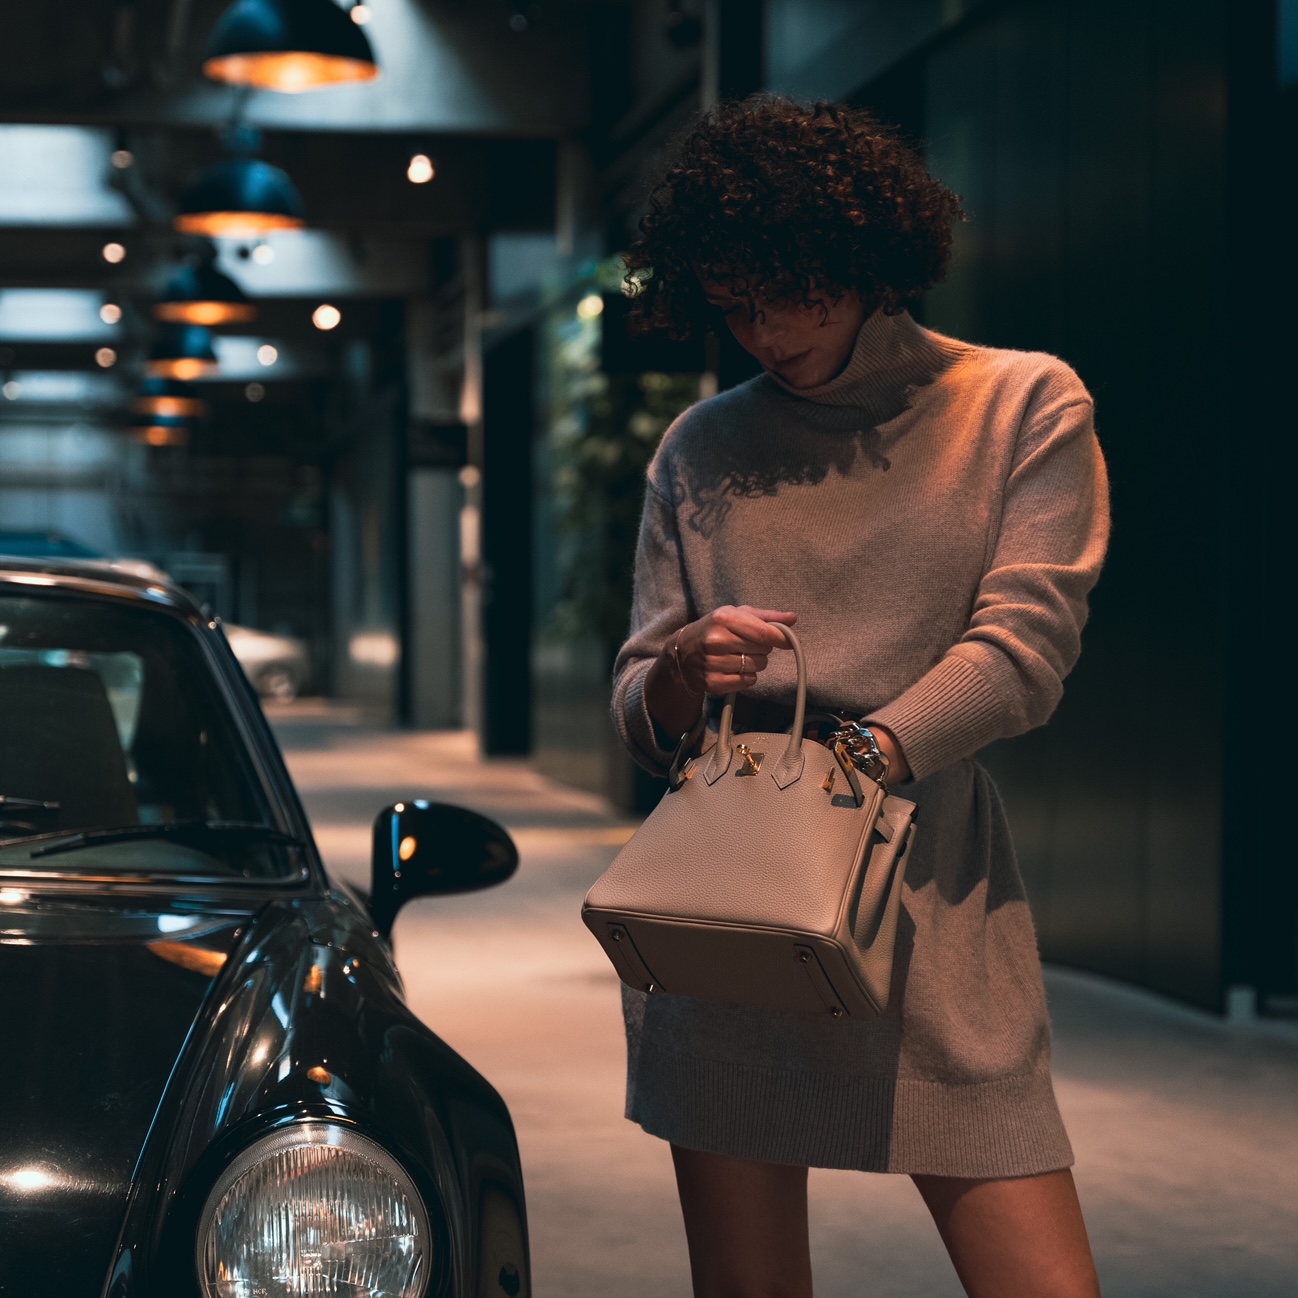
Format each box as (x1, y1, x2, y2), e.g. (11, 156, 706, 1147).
(0, 590, 300, 881)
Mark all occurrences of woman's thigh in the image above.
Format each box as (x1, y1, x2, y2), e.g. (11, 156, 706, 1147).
(671, 1145, 813, 1298)
(912, 1170, 1101, 1298)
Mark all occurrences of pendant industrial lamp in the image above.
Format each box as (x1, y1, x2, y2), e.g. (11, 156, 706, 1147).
(133, 377, 210, 420)
(204, 0, 380, 92)
(155, 257, 256, 326)
(130, 413, 191, 448)
(147, 325, 220, 380)
(175, 157, 305, 237)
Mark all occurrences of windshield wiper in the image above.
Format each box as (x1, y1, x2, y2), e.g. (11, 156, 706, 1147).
(0, 796, 61, 810)
(28, 821, 305, 860)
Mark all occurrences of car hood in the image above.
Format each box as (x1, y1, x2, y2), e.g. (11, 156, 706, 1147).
(0, 899, 249, 1294)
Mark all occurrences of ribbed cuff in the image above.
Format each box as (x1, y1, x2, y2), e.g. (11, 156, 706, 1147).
(615, 659, 678, 776)
(865, 649, 1011, 782)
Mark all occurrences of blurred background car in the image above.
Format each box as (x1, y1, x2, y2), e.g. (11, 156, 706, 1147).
(0, 531, 308, 700)
(223, 622, 311, 702)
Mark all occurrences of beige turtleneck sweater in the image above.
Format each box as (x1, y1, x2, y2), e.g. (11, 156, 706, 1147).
(613, 308, 1108, 783)
(608, 309, 1110, 1177)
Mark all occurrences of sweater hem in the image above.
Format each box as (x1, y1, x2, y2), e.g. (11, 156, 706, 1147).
(627, 1046, 1073, 1177)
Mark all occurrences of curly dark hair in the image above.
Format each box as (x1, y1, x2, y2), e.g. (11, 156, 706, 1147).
(623, 96, 964, 337)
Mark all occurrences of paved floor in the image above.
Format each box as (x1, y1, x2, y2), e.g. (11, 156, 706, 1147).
(272, 706, 1298, 1298)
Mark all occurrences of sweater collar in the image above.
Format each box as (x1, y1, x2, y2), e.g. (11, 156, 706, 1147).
(766, 308, 963, 407)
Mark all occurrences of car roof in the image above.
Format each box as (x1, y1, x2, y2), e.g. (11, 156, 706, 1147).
(0, 556, 204, 618)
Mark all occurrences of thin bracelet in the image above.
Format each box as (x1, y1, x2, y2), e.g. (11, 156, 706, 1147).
(671, 630, 703, 697)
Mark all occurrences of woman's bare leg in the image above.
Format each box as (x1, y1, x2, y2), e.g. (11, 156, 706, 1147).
(913, 1170, 1101, 1298)
(671, 1145, 813, 1298)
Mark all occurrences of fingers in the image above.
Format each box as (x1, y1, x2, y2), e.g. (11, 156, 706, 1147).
(673, 606, 797, 698)
(707, 605, 798, 653)
(701, 666, 759, 694)
(717, 652, 767, 674)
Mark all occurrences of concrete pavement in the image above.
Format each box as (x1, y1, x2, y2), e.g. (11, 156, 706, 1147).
(271, 706, 1298, 1298)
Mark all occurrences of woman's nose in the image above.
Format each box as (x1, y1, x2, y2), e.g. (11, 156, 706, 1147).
(740, 316, 785, 350)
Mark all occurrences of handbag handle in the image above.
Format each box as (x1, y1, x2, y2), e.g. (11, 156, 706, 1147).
(702, 622, 806, 788)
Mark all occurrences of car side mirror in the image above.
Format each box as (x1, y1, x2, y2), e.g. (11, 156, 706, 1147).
(370, 800, 518, 938)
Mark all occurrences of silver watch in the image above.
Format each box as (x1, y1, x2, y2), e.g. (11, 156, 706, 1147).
(830, 720, 890, 790)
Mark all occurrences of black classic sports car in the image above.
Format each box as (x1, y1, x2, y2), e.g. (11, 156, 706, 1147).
(0, 559, 530, 1298)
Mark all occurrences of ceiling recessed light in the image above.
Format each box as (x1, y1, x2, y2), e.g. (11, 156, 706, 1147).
(2, 381, 20, 400)
(351, 4, 372, 23)
(407, 153, 434, 184)
(257, 344, 278, 366)
(312, 303, 342, 330)
(245, 381, 266, 402)
(252, 243, 276, 265)
(100, 303, 123, 325)
(95, 347, 118, 368)
(102, 242, 127, 264)
(111, 149, 134, 169)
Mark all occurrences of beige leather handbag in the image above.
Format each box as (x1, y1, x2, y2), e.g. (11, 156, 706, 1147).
(583, 625, 916, 1019)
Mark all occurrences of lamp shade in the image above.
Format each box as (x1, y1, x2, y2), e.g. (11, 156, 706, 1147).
(155, 260, 256, 326)
(147, 325, 219, 380)
(175, 158, 305, 237)
(204, 0, 380, 92)
(132, 377, 210, 419)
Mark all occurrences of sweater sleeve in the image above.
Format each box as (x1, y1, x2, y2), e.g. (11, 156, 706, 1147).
(610, 473, 695, 775)
(865, 380, 1110, 782)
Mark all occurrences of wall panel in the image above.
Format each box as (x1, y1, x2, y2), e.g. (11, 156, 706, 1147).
(923, 0, 1232, 1007)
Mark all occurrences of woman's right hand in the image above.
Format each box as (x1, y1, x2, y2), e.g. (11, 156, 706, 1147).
(644, 605, 797, 738)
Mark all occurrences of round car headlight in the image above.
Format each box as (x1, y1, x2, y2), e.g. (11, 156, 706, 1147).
(197, 1121, 432, 1298)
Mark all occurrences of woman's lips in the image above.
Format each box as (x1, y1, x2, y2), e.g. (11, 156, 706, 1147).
(770, 350, 811, 369)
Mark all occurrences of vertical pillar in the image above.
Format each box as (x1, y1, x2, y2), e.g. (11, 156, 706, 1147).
(701, 2, 766, 394)
(460, 235, 486, 743)
(703, 0, 765, 109)
(480, 327, 536, 756)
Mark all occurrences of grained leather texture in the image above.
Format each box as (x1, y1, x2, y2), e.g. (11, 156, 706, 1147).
(583, 621, 918, 1017)
(588, 735, 883, 931)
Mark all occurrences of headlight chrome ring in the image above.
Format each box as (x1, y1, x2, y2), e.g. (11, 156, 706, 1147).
(197, 1120, 433, 1298)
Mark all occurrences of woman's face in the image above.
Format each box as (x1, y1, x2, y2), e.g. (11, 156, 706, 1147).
(700, 280, 868, 388)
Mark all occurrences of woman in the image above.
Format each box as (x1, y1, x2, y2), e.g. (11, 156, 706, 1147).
(611, 97, 1109, 1297)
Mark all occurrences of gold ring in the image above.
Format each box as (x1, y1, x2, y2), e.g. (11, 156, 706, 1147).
(739, 653, 747, 674)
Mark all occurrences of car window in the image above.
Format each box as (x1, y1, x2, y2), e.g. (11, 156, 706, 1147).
(0, 592, 299, 880)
